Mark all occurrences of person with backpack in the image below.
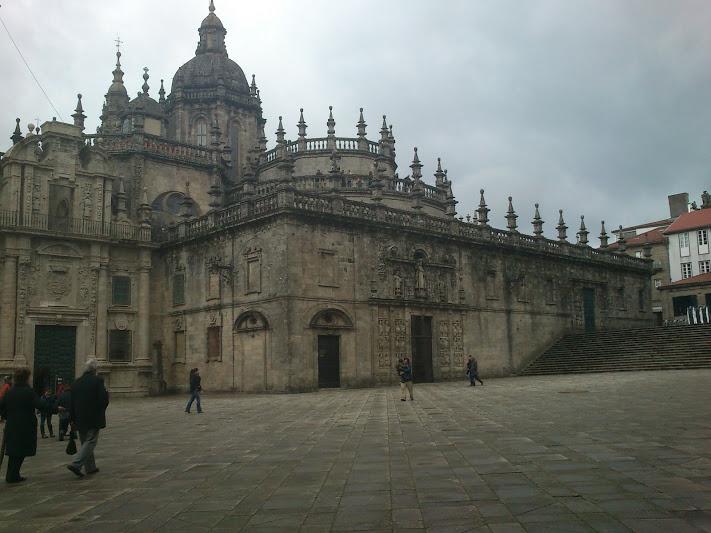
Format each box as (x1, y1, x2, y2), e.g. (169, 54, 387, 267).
(397, 358, 414, 401)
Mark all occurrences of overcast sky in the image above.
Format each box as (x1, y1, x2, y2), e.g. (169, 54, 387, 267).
(2, 0, 710, 242)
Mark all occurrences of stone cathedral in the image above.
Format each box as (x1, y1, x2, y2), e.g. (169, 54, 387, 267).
(0, 3, 651, 395)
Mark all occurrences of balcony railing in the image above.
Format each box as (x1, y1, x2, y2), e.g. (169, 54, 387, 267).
(153, 191, 651, 271)
(0, 211, 151, 242)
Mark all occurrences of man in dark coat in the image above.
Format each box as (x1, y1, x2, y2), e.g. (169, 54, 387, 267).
(66, 359, 109, 478)
(185, 368, 203, 413)
(466, 356, 484, 386)
(0, 367, 45, 483)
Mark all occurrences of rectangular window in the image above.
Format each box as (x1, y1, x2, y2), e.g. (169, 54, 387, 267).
(617, 286, 626, 310)
(700, 260, 711, 274)
(635, 251, 643, 258)
(108, 330, 132, 362)
(173, 274, 185, 306)
(196, 120, 208, 147)
(638, 289, 645, 311)
(485, 271, 498, 300)
(246, 257, 261, 294)
(174, 331, 186, 363)
(680, 232, 690, 257)
(544, 279, 556, 305)
(207, 326, 222, 362)
(654, 279, 662, 289)
(681, 262, 693, 279)
(699, 230, 710, 255)
(207, 269, 221, 300)
(112, 276, 131, 306)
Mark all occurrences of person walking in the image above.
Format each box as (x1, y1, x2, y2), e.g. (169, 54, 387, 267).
(466, 356, 484, 386)
(39, 389, 56, 438)
(66, 359, 109, 478)
(398, 357, 414, 401)
(185, 368, 203, 414)
(0, 367, 46, 484)
(56, 384, 74, 442)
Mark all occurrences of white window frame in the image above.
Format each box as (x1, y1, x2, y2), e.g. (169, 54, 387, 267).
(700, 259, 711, 275)
(654, 279, 662, 288)
(698, 229, 710, 255)
(680, 232, 691, 257)
(681, 262, 693, 279)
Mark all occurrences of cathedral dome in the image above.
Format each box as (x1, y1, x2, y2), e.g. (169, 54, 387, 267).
(170, 1, 249, 97)
(171, 53, 249, 95)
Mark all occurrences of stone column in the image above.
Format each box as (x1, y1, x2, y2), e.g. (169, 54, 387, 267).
(136, 249, 152, 363)
(0, 255, 17, 361)
(95, 263, 109, 361)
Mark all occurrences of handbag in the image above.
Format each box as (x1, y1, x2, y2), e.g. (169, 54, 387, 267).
(65, 436, 77, 455)
(0, 424, 6, 468)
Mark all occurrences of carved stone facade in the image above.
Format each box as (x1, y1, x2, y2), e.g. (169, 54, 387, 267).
(0, 4, 653, 394)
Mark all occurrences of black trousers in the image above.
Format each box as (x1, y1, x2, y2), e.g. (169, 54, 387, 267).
(6, 455, 25, 482)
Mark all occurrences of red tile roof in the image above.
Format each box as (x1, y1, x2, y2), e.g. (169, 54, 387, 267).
(663, 209, 711, 235)
(659, 272, 711, 290)
(614, 218, 674, 233)
(607, 227, 667, 250)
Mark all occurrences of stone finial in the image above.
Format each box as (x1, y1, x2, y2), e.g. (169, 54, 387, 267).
(556, 209, 568, 241)
(250, 74, 258, 97)
(208, 174, 222, 211)
(72, 94, 86, 131)
(112, 50, 125, 84)
(599, 220, 609, 248)
(276, 116, 286, 145)
(116, 178, 128, 219)
(477, 189, 490, 226)
(142, 67, 150, 95)
(617, 225, 627, 252)
(297, 108, 307, 139)
(532, 203, 544, 238)
(380, 115, 389, 142)
(180, 182, 194, 220)
(434, 157, 446, 187)
(577, 215, 589, 246)
(410, 147, 423, 182)
(357, 108, 367, 138)
(11, 118, 23, 145)
(327, 106, 336, 136)
(158, 79, 166, 103)
(506, 196, 518, 232)
(209, 0, 216, 13)
(138, 187, 153, 224)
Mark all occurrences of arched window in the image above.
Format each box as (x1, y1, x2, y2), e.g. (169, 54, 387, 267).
(195, 119, 208, 147)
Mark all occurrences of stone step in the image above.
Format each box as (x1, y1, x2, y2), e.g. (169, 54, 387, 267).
(520, 325, 711, 376)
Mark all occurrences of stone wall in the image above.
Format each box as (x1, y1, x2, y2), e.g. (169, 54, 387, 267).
(154, 206, 652, 393)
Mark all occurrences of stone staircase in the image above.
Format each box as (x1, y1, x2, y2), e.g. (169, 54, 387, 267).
(520, 324, 711, 376)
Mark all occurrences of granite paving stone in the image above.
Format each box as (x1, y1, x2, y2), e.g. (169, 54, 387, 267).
(0, 370, 709, 532)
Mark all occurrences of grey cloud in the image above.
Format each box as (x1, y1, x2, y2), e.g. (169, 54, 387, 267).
(2, 0, 710, 243)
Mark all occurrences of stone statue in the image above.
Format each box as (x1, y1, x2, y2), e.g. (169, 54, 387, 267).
(702, 190, 710, 209)
(415, 259, 426, 290)
(393, 269, 403, 298)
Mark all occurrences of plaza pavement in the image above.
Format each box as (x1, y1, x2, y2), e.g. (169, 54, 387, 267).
(1, 370, 711, 532)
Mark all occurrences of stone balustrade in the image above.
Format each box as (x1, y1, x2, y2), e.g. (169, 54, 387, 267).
(0, 210, 151, 242)
(263, 137, 382, 163)
(85, 134, 213, 165)
(153, 191, 651, 271)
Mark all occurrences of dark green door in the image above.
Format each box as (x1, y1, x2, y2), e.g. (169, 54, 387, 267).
(33, 325, 76, 393)
(582, 288, 596, 332)
(317, 335, 340, 388)
(411, 316, 434, 383)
